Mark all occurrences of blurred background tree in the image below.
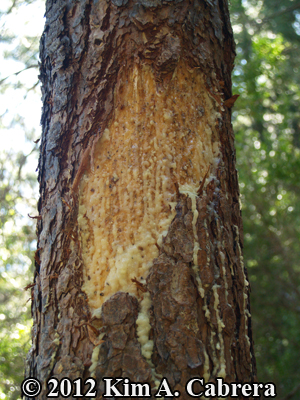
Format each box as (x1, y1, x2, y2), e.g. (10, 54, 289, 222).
(0, 0, 299, 399)
(231, 0, 300, 398)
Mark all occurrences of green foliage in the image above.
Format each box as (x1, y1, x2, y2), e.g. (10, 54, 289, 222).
(230, 0, 300, 397)
(0, 150, 38, 400)
(0, 0, 43, 398)
(0, 274, 32, 400)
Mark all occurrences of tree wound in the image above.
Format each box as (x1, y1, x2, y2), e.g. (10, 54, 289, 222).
(78, 61, 222, 368)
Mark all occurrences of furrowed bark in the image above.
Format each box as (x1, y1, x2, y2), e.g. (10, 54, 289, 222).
(26, 0, 256, 398)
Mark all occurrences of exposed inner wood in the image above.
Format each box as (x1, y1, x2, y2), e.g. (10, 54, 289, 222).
(78, 61, 221, 310)
(28, 0, 257, 392)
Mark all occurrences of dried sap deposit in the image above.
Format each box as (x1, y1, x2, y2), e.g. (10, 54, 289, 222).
(78, 63, 221, 313)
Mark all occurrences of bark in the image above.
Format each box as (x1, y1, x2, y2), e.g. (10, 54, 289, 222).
(26, 0, 256, 398)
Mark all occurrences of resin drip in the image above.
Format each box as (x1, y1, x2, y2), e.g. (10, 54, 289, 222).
(78, 62, 221, 311)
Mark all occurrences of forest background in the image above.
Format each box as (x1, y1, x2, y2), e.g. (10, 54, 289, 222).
(0, 0, 299, 399)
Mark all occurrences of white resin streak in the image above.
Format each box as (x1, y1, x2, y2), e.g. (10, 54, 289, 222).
(233, 225, 253, 368)
(78, 64, 231, 386)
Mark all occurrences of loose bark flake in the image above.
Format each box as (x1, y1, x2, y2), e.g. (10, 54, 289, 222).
(26, 0, 256, 399)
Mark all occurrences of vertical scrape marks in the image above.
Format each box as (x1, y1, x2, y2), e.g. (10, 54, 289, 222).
(78, 61, 223, 370)
(78, 62, 221, 309)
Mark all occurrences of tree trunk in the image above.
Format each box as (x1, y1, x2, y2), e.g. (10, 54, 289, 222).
(26, 0, 256, 398)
